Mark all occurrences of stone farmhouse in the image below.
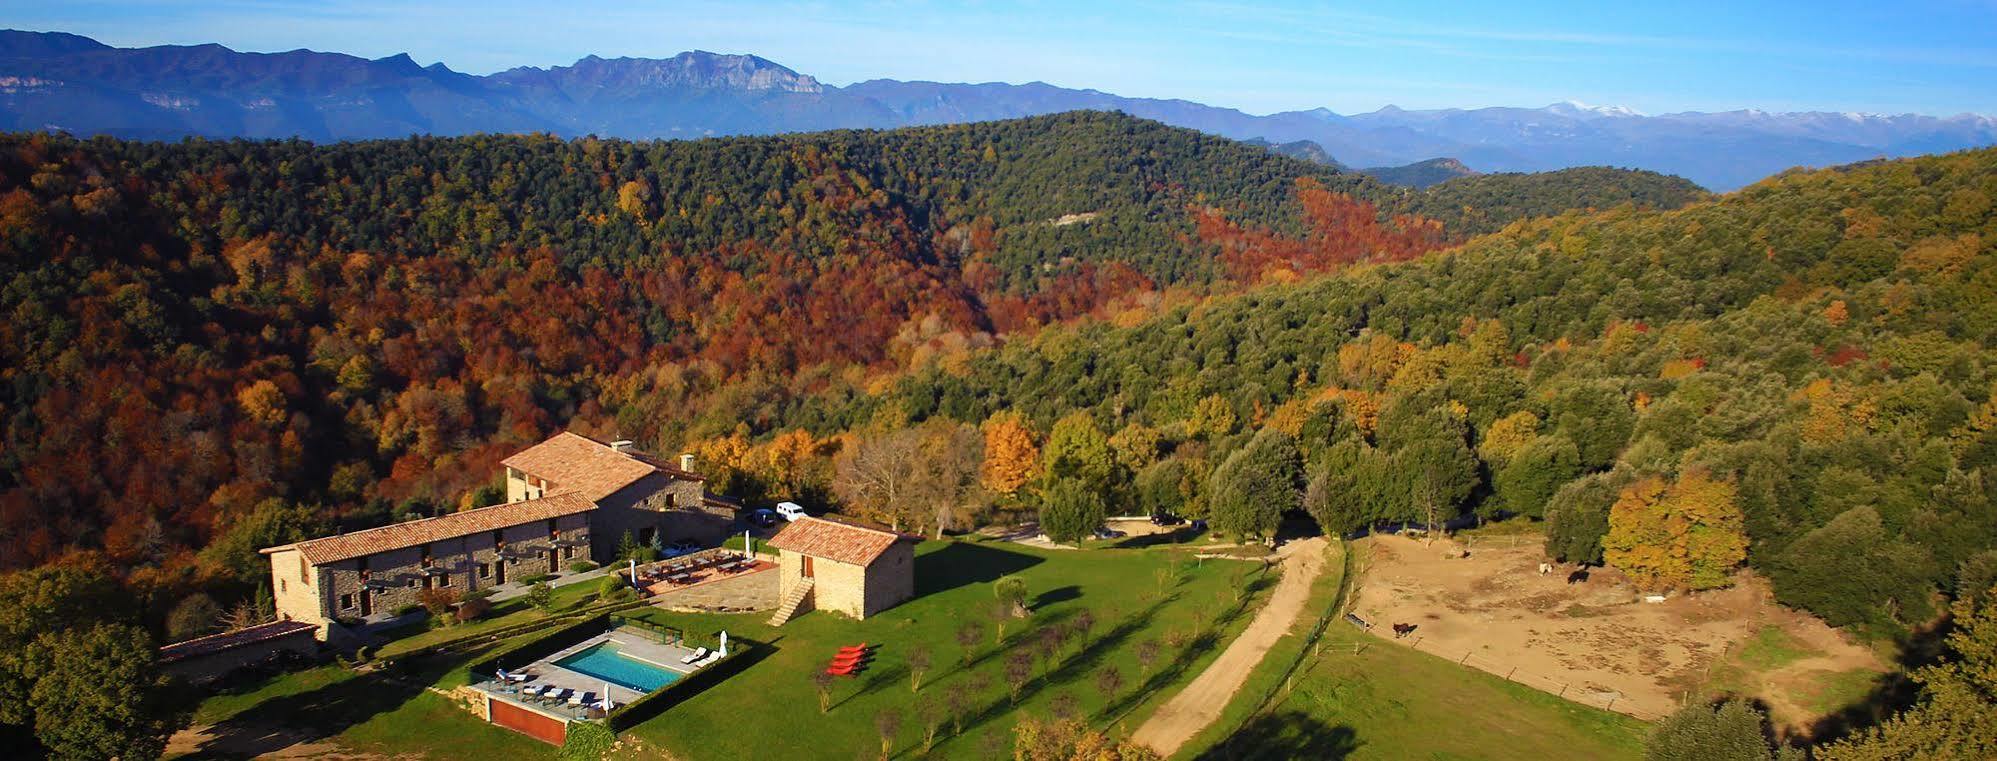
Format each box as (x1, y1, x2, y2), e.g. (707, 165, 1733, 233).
(766, 516, 918, 625)
(263, 432, 737, 639)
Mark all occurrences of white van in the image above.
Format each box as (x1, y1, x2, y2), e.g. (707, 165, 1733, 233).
(775, 502, 809, 522)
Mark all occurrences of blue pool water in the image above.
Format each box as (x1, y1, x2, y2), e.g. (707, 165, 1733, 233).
(553, 643, 684, 692)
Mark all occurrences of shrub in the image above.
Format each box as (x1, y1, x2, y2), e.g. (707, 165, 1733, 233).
(393, 604, 423, 617)
(568, 560, 599, 573)
(597, 575, 627, 598)
(418, 587, 461, 619)
(456, 597, 492, 622)
(527, 582, 555, 611)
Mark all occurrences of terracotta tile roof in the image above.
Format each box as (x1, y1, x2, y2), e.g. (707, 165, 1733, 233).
(500, 432, 702, 501)
(264, 492, 596, 566)
(767, 516, 914, 567)
(159, 619, 317, 663)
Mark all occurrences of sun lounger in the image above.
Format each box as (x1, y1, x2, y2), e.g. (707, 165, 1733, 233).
(681, 647, 710, 664)
(520, 684, 543, 697)
(544, 687, 571, 703)
(569, 691, 591, 707)
(694, 651, 722, 667)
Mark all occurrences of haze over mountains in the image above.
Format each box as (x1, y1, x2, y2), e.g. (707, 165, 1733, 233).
(5, 30, 1995, 190)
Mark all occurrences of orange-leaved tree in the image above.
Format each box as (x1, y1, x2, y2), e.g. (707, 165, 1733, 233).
(980, 411, 1040, 497)
(1603, 470, 1748, 592)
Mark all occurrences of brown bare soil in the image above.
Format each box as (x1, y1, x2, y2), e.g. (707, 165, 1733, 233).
(1349, 534, 1883, 726)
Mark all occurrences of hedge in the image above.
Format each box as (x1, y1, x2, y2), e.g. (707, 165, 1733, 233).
(606, 636, 765, 732)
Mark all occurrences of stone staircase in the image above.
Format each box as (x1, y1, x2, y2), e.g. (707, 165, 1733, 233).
(767, 578, 814, 626)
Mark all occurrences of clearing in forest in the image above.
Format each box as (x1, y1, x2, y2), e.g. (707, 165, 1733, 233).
(1348, 532, 1886, 729)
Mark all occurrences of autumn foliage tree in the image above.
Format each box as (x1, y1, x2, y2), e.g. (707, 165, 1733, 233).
(980, 412, 1040, 497)
(1603, 471, 1749, 592)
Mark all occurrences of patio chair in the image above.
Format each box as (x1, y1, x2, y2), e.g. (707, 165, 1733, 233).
(681, 647, 710, 664)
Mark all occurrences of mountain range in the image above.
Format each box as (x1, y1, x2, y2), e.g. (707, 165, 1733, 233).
(5, 30, 1995, 190)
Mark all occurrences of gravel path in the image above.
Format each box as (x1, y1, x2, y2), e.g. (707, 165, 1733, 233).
(1131, 536, 1328, 756)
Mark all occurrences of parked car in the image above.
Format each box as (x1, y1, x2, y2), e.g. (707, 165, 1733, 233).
(1091, 526, 1127, 540)
(1189, 519, 1209, 532)
(746, 509, 779, 528)
(1149, 513, 1185, 526)
(775, 501, 809, 522)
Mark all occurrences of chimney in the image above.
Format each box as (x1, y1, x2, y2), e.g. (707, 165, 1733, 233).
(610, 440, 635, 453)
(679, 453, 696, 472)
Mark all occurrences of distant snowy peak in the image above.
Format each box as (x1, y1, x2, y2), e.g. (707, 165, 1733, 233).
(1545, 100, 1645, 119)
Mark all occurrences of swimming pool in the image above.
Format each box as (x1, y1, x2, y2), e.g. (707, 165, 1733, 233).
(553, 642, 685, 693)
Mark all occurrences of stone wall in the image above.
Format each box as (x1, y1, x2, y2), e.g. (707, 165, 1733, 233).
(160, 628, 318, 684)
(590, 474, 732, 560)
(861, 541, 916, 618)
(310, 515, 590, 626)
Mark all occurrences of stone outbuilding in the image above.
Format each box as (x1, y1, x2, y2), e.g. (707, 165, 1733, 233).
(765, 517, 918, 624)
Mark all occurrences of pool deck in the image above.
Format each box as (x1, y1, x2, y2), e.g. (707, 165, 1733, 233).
(475, 626, 717, 720)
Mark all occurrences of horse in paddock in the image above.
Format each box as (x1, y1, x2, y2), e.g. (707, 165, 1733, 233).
(1391, 623, 1418, 639)
(1566, 568, 1590, 584)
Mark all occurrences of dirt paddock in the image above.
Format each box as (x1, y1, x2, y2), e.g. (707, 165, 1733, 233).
(1349, 533, 1882, 725)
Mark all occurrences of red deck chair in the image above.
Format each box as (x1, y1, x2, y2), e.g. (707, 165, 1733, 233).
(825, 662, 863, 677)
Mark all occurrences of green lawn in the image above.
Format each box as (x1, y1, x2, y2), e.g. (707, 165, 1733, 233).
(621, 538, 1278, 760)
(375, 578, 606, 658)
(1185, 541, 1650, 761)
(176, 645, 555, 760)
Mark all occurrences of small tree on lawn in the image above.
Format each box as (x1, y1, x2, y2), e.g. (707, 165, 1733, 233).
(995, 575, 1029, 619)
(1095, 665, 1125, 705)
(1050, 691, 1080, 721)
(874, 708, 902, 761)
(1039, 625, 1068, 671)
(1153, 567, 1173, 600)
(526, 581, 554, 612)
(916, 697, 943, 754)
(812, 670, 836, 714)
(908, 645, 933, 693)
(1071, 609, 1096, 654)
(1004, 650, 1033, 703)
(956, 621, 984, 665)
(1136, 639, 1161, 679)
(944, 683, 970, 735)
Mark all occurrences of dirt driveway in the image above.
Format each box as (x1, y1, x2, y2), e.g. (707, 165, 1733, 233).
(1349, 534, 1881, 725)
(1132, 536, 1328, 756)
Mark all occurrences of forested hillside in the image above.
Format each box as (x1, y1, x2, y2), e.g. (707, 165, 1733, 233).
(834, 148, 1997, 637)
(1404, 166, 1709, 236)
(0, 111, 1698, 592)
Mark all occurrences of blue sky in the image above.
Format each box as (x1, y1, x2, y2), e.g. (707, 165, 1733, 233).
(6, 0, 1995, 116)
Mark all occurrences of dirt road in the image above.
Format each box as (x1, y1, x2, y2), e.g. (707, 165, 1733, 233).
(1131, 536, 1328, 756)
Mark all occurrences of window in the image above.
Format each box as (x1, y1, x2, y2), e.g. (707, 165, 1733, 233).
(563, 546, 575, 560)
(279, 579, 287, 593)
(478, 563, 491, 579)
(339, 594, 354, 610)
(408, 577, 419, 589)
